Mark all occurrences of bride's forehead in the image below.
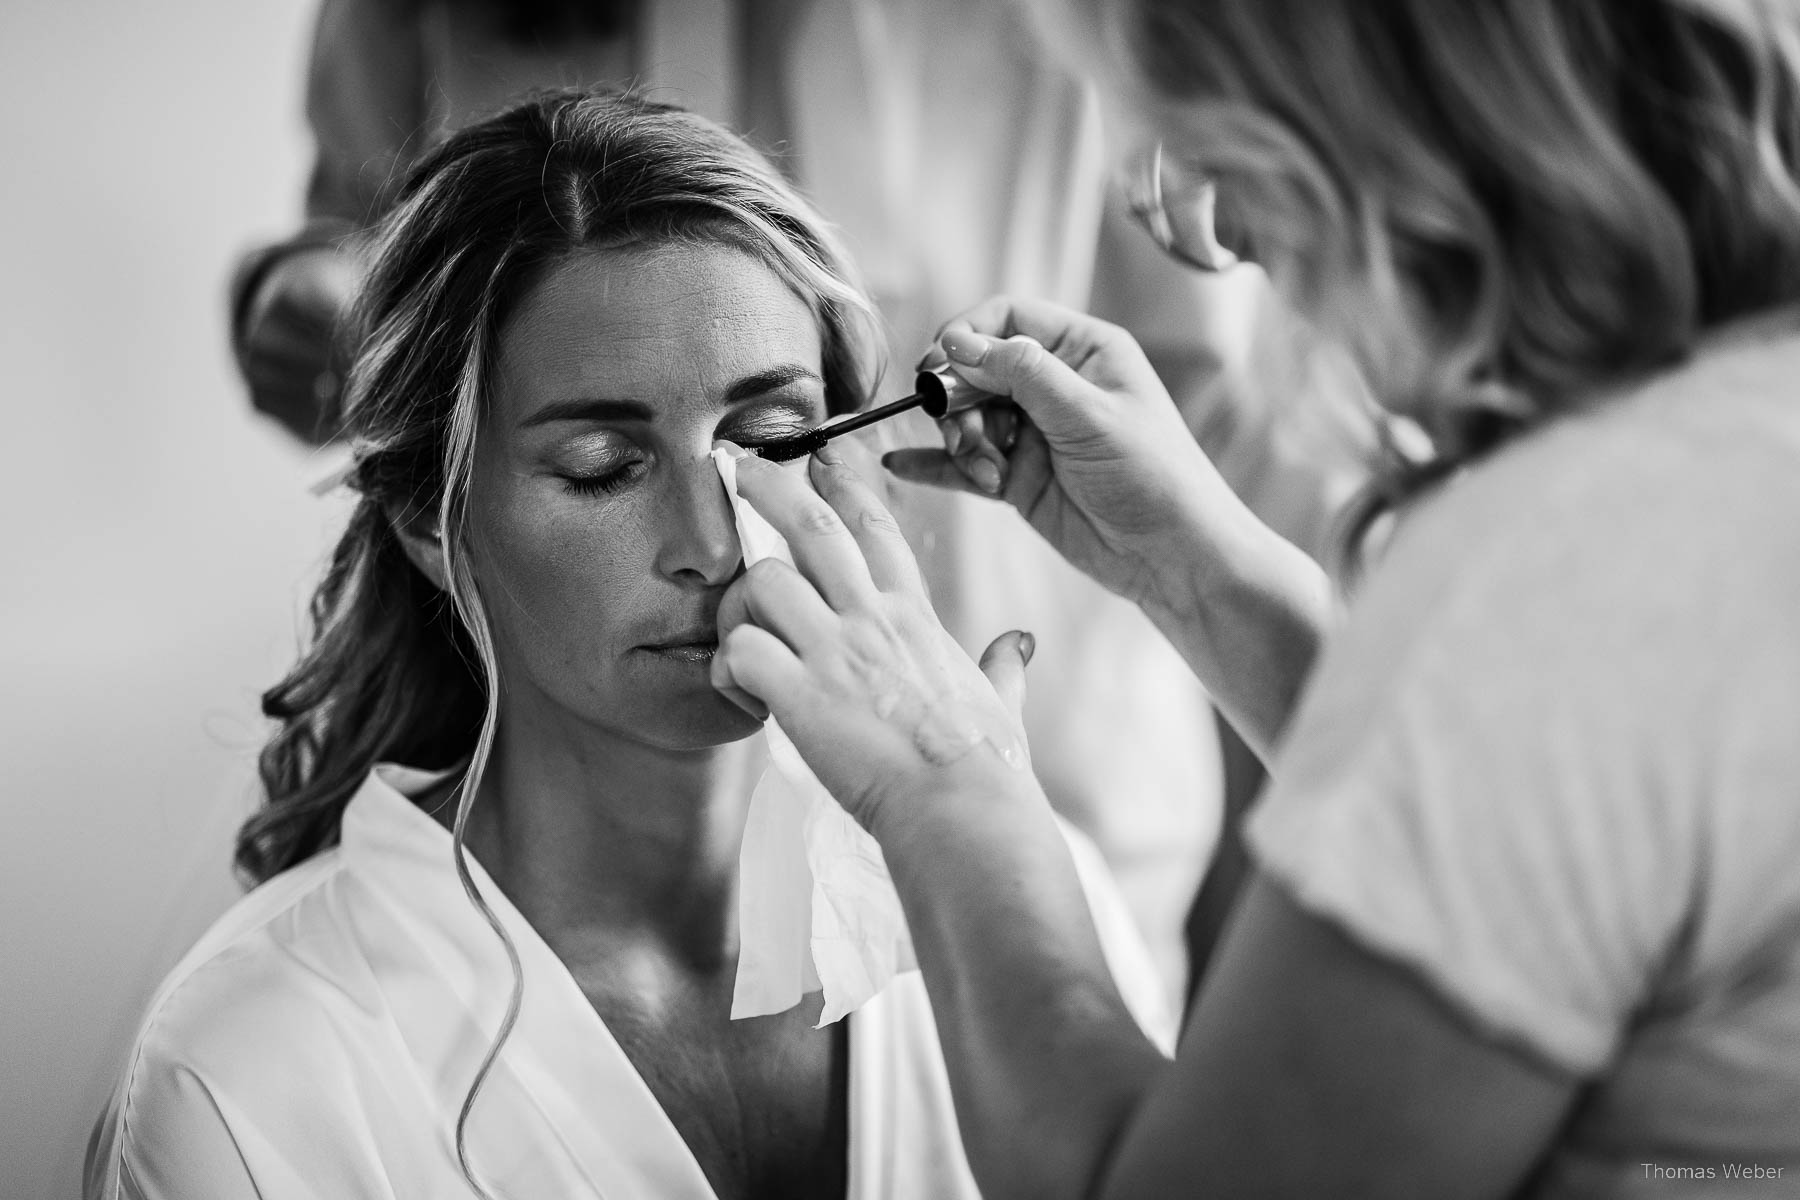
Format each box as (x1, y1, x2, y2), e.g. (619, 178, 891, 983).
(489, 245, 826, 420)
(518, 242, 815, 326)
(502, 246, 819, 365)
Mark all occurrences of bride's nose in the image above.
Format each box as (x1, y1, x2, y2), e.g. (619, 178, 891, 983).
(652, 456, 742, 587)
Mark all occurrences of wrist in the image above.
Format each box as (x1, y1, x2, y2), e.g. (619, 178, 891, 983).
(866, 756, 1052, 867)
(1139, 477, 1270, 628)
(1141, 502, 1336, 758)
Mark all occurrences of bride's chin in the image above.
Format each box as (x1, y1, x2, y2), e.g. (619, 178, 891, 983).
(638, 694, 768, 752)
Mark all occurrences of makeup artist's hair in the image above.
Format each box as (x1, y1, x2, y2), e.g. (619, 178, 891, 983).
(1099, 0, 1800, 575)
(238, 87, 875, 1195)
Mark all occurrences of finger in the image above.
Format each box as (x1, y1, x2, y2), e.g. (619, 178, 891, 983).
(977, 630, 1035, 722)
(920, 407, 1001, 495)
(728, 450, 878, 610)
(716, 558, 840, 656)
(937, 332, 1118, 451)
(947, 439, 1006, 497)
(708, 643, 769, 721)
(815, 429, 896, 511)
(986, 404, 1021, 455)
(998, 422, 1056, 517)
(936, 294, 1122, 358)
(808, 442, 925, 596)
(934, 294, 1028, 343)
(927, 398, 1029, 499)
(712, 625, 803, 721)
(938, 407, 984, 457)
(880, 448, 990, 499)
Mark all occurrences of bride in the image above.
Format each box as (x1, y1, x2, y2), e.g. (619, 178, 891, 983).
(85, 89, 1167, 1200)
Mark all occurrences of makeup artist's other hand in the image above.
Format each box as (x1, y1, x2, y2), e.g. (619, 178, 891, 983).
(239, 247, 360, 444)
(887, 296, 1253, 619)
(712, 443, 1043, 839)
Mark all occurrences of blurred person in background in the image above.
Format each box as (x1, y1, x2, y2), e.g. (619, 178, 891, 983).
(229, 0, 1371, 1007)
(702, 0, 1800, 1196)
(86, 90, 1169, 1200)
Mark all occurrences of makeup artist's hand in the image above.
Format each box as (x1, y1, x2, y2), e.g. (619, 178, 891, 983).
(886, 296, 1256, 620)
(888, 296, 1337, 762)
(712, 442, 1046, 839)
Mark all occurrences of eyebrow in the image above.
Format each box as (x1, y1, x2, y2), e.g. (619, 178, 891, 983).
(520, 364, 824, 429)
(722, 364, 823, 405)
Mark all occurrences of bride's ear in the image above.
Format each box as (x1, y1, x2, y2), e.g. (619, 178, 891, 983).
(385, 501, 449, 591)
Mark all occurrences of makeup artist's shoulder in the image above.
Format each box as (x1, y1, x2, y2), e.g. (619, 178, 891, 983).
(1399, 336, 1800, 570)
(123, 852, 368, 1088)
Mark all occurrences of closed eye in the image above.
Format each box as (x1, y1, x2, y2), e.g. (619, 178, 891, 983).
(562, 460, 647, 496)
(722, 412, 816, 449)
(729, 427, 813, 451)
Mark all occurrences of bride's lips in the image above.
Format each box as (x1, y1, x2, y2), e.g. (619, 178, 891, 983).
(643, 641, 717, 663)
(639, 629, 719, 664)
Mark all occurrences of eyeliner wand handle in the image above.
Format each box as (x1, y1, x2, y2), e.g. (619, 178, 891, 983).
(817, 392, 927, 440)
(811, 368, 1000, 449)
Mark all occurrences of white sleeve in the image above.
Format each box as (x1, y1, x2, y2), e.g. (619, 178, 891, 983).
(88, 1049, 263, 1200)
(1057, 817, 1180, 1055)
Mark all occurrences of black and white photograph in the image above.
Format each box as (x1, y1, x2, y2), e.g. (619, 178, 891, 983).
(3, 1, 1798, 1197)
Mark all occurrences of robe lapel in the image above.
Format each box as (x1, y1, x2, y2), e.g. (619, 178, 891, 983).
(343, 767, 720, 1199)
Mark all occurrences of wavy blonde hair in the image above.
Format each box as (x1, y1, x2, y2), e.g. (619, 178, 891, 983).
(241, 87, 877, 1197)
(1090, 0, 1800, 561)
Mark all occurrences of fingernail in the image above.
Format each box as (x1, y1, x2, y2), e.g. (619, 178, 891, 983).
(941, 330, 992, 366)
(943, 421, 965, 456)
(1019, 631, 1036, 665)
(813, 439, 844, 465)
(971, 458, 1002, 494)
(713, 439, 751, 461)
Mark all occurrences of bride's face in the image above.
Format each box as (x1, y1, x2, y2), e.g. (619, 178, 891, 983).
(467, 240, 827, 751)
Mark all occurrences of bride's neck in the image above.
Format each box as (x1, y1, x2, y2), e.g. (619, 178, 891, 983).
(458, 717, 766, 968)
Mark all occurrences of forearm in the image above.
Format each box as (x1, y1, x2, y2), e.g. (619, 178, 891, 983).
(877, 773, 1170, 1200)
(1144, 500, 1336, 764)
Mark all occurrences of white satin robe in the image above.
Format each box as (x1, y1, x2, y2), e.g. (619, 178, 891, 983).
(86, 765, 1173, 1199)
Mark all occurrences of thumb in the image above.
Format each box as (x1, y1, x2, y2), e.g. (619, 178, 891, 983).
(977, 629, 1035, 722)
(939, 331, 1106, 446)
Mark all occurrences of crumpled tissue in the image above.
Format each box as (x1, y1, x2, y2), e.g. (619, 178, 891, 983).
(713, 448, 918, 1026)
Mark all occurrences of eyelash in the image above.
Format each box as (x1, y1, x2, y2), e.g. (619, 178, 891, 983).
(730, 422, 811, 450)
(562, 461, 646, 496)
(556, 415, 810, 495)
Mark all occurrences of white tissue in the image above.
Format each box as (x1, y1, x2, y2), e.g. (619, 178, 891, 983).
(713, 448, 918, 1026)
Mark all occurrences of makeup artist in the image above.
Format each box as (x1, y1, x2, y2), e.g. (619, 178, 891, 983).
(710, 1, 1800, 1197)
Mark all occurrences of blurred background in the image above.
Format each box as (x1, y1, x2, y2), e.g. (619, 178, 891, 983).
(0, 1, 337, 1193)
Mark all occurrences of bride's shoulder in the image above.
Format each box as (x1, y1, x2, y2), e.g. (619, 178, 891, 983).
(85, 850, 399, 1199)
(119, 852, 360, 1085)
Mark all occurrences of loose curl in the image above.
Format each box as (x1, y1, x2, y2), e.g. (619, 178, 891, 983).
(1094, 0, 1800, 575)
(238, 87, 878, 1195)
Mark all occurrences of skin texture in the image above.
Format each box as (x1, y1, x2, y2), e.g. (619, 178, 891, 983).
(714, 302, 1580, 1199)
(468, 244, 823, 755)
(396, 241, 850, 1200)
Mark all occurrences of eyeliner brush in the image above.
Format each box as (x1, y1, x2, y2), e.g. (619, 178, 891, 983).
(752, 368, 994, 462)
